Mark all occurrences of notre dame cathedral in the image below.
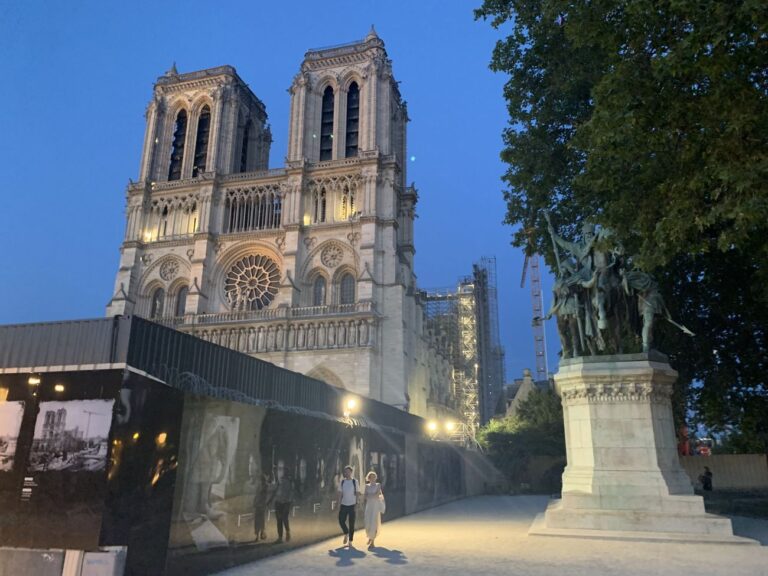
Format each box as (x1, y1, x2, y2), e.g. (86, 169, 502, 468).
(106, 30, 465, 421)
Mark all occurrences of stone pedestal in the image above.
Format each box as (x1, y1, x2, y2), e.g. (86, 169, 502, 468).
(529, 353, 753, 543)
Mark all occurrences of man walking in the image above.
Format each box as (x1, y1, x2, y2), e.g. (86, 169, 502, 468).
(337, 465, 359, 547)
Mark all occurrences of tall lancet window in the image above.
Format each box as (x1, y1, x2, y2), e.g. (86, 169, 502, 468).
(192, 105, 211, 177)
(320, 86, 334, 161)
(313, 276, 326, 306)
(150, 287, 165, 318)
(168, 110, 187, 181)
(345, 82, 359, 158)
(175, 286, 188, 317)
(313, 188, 327, 223)
(240, 119, 252, 173)
(340, 185, 355, 220)
(339, 273, 355, 305)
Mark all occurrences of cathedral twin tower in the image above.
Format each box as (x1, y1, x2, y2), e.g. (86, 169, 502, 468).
(107, 31, 456, 420)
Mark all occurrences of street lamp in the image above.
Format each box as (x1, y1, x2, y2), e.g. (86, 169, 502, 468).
(343, 396, 359, 418)
(426, 419, 459, 441)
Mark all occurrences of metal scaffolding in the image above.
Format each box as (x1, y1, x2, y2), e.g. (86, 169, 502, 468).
(422, 257, 505, 448)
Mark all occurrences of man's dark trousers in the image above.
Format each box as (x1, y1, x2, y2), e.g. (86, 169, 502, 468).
(338, 504, 356, 541)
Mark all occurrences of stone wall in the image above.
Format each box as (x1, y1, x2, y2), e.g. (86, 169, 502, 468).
(680, 454, 768, 491)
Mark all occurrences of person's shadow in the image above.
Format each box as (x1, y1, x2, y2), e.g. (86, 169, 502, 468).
(370, 546, 408, 565)
(328, 545, 367, 567)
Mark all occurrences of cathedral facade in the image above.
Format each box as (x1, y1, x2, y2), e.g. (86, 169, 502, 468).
(106, 31, 456, 420)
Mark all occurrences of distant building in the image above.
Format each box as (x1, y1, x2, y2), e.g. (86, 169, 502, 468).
(504, 368, 552, 418)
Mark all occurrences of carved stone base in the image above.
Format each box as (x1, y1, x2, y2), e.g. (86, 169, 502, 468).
(530, 354, 751, 543)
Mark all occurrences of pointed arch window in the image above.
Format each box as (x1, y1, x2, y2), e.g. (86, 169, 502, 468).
(240, 119, 252, 173)
(313, 276, 327, 306)
(339, 273, 355, 305)
(320, 86, 334, 161)
(313, 188, 327, 223)
(159, 205, 169, 238)
(175, 286, 188, 317)
(150, 287, 165, 318)
(224, 187, 282, 233)
(340, 185, 356, 220)
(345, 82, 359, 158)
(168, 110, 187, 181)
(192, 105, 211, 177)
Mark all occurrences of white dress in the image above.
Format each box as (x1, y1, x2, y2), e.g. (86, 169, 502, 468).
(364, 482, 382, 540)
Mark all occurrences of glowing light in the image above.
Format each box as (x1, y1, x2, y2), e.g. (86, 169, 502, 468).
(143, 231, 153, 242)
(156, 432, 168, 446)
(427, 421, 438, 432)
(132, 432, 140, 441)
(410, 156, 416, 162)
(343, 396, 359, 418)
(445, 421, 456, 432)
(28, 376, 41, 386)
(303, 214, 311, 226)
(54, 384, 65, 393)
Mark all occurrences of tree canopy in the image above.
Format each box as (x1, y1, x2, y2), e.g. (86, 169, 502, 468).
(476, 1, 767, 437)
(478, 389, 565, 490)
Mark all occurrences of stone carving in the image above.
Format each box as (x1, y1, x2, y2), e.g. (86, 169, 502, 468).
(159, 259, 179, 281)
(304, 236, 316, 249)
(275, 234, 286, 253)
(141, 253, 153, 265)
(186, 248, 195, 261)
(224, 254, 280, 311)
(321, 243, 343, 268)
(544, 214, 693, 357)
(346, 231, 361, 246)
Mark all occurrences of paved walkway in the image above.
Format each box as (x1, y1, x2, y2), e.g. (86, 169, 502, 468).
(213, 496, 768, 576)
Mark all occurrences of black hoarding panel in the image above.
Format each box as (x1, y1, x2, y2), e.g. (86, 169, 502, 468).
(100, 372, 184, 576)
(0, 370, 124, 550)
(164, 396, 406, 576)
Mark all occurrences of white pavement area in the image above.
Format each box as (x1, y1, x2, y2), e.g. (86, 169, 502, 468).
(212, 496, 768, 576)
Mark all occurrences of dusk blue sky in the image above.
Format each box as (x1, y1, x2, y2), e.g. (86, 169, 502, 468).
(0, 0, 559, 383)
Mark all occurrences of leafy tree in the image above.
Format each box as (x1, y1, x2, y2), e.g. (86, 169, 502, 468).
(476, 1, 768, 440)
(478, 389, 565, 490)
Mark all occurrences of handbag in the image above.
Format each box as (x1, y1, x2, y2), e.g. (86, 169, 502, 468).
(378, 493, 386, 515)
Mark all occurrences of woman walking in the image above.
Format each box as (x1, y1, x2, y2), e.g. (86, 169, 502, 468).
(364, 471, 384, 548)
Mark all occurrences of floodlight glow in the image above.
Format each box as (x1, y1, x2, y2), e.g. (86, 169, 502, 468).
(156, 432, 167, 446)
(28, 376, 41, 386)
(54, 384, 65, 393)
(445, 421, 456, 432)
(427, 421, 438, 432)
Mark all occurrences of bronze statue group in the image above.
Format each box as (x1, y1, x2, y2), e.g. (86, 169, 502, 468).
(543, 215, 693, 358)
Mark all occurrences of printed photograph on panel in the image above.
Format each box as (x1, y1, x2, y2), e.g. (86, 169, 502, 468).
(171, 398, 267, 552)
(28, 400, 114, 472)
(0, 401, 24, 471)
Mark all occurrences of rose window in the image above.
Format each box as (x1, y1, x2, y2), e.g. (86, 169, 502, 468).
(159, 259, 179, 281)
(321, 244, 343, 268)
(224, 255, 281, 310)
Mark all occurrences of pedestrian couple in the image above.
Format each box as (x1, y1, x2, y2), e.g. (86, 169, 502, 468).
(337, 465, 385, 549)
